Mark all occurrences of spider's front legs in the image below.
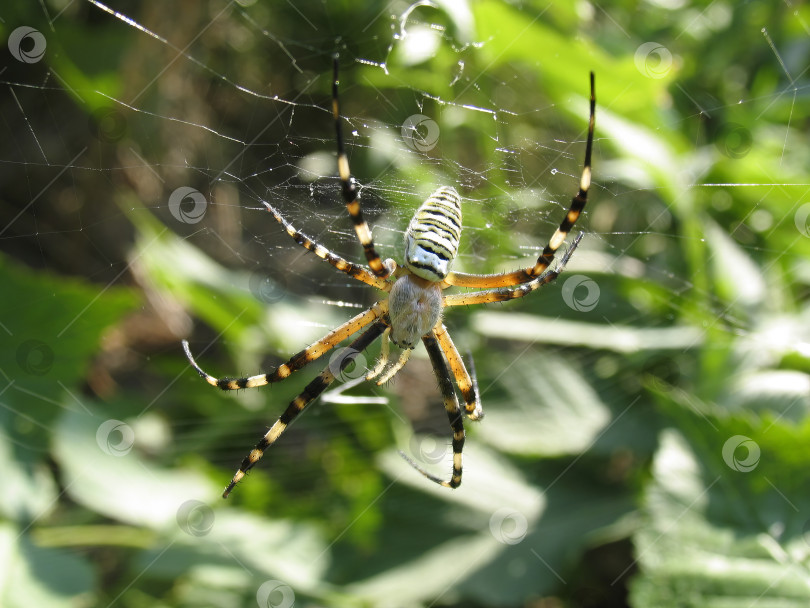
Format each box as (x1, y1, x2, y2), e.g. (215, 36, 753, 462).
(442, 232, 584, 307)
(262, 202, 390, 291)
(332, 55, 393, 279)
(445, 72, 595, 289)
(222, 319, 388, 498)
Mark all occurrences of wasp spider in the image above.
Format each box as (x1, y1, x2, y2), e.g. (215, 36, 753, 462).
(183, 58, 596, 498)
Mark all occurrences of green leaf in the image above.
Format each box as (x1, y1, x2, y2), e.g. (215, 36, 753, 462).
(52, 406, 215, 529)
(0, 521, 95, 608)
(366, 443, 634, 605)
(472, 311, 704, 353)
(631, 427, 810, 607)
(476, 351, 611, 457)
(0, 254, 137, 521)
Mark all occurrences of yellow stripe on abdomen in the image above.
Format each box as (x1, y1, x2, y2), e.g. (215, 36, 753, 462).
(404, 186, 462, 282)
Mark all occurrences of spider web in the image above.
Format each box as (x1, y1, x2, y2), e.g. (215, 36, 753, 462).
(3, 0, 804, 450)
(3, 1, 810, 606)
(2, 1, 807, 435)
(0, 0, 627, 490)
(1, 0, 610, 302)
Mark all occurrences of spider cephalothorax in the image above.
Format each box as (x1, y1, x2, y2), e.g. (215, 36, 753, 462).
(183, 57, 595, 498)
(388, 273, 443, 349)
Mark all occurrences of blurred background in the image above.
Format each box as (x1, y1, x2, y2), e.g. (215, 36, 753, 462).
(1, 0, 809, 606)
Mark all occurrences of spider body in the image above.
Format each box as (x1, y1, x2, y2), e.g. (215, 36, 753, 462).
(183, 58, 596, 498)
(388, 273, 443, 349)
(386, 184, 462, 348)
(403, 185, 462, 281)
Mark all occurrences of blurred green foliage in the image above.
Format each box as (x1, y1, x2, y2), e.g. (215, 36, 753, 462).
(1, 0, 809, 606)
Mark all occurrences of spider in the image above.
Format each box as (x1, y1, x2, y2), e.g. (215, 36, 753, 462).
(183, 57, 596, 498)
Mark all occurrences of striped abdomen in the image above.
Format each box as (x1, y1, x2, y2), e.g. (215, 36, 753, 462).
(403, 186, 462, 282)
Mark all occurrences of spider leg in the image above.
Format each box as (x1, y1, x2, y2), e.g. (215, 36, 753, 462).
(365, 328, 413, 385)
(433, 323, 483, 420)
(183, 301, 388, 390)
(262, 202, 391, 291)
(375, 348, 411, 385)
(365, 327, 391, 380)
(333, 55, 393, 279)
(223, 319, 388, 498)
(444, 72, 595, 290)
(443, 232, 583, 307)
(399, 329, 464, 488)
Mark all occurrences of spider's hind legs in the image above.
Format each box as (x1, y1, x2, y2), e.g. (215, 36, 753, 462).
(464, 350, 484, 421)
(397, 449, 458, 489)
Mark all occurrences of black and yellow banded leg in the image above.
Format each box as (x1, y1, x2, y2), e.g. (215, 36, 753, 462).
(433, 322, 483, 420)
(444, 72, 595, 289)
(183, 301, 388, 390)
(223, 319, 388, 498)
(399, 330, 464, 489)
(262, 202, 390, 291)
(531, 72, 594, 276)
(443, 233, 583, 307)
(332, 54, 392, 279)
